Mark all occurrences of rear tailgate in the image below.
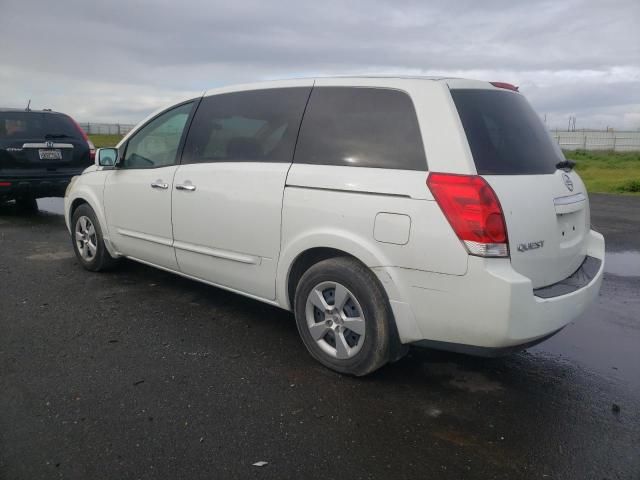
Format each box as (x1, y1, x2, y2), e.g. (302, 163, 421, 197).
(450, 86, 590, 288)
(484, 172, 589, 287)
(0, 111, 90, 172)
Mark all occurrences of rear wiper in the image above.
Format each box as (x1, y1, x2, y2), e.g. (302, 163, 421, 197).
(556, 159, 576, 171)
(45, 133, 72, 139)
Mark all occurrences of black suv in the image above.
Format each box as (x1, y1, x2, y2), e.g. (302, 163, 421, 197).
(0, 108, 94, 210)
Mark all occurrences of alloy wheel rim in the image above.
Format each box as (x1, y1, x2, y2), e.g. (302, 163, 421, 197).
(75, 216, 98, 261)
(305, 281, 366, 359)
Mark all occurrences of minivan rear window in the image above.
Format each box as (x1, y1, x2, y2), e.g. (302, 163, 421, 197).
(294, 87, 426, 170)
(450, 89, 563, 175)
(0, 112, 81, 140)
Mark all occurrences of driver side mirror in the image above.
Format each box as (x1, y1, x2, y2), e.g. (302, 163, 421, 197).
(96, 147, 119, 167)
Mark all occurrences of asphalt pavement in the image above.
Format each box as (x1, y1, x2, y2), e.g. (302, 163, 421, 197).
(1, 194, 638, 479)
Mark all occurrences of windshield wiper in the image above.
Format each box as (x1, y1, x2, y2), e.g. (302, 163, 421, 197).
(556, 159, 576, 171)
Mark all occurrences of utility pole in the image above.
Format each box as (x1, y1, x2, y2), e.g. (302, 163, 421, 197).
(568, 116, 577, 132)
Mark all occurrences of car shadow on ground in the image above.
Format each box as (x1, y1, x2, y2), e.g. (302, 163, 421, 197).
(0, 200, 62, 223)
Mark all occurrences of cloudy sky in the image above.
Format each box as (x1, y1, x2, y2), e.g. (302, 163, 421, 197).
(1, 0, 638, 129)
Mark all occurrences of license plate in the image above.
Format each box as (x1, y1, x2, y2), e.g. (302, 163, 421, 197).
(39, 149, 62, 160)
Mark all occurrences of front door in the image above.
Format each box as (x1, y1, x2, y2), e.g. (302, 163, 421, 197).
(104, 102, 194, 270)
(171, 84, 312, 299)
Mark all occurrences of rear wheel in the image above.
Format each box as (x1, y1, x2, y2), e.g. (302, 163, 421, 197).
(294, 257, 395, 376)
(71, 204, 118, 272)
(15, 196, 38, 213)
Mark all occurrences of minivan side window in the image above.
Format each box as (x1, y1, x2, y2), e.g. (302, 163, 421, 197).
(293, 87, 427, 170)
(182, 87, 312, 164)
(123, 102, 193, 169)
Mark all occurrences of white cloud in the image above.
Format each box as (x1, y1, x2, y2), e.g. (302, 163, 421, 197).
(1, 0, 638, 128)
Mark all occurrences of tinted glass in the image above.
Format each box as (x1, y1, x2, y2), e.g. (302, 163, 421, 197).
(183, 87, 311, 164)
(0, 112, 81, 140)
(123, 102, 193, 169)
(451, 89, 563, 175)
(294, 87, 426, 170)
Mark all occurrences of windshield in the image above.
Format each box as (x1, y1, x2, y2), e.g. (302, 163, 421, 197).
(451, 89, 564, 175)
(0, 112, 81, 140)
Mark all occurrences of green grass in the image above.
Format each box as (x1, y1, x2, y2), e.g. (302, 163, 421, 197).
(89, 134, 124, 148)
(566, 150, 640, 194)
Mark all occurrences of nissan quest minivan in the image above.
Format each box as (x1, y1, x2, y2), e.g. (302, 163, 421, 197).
(64, 77, 605, 375)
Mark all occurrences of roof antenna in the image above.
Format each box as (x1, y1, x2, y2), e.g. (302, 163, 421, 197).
(26, 99, 31, 111)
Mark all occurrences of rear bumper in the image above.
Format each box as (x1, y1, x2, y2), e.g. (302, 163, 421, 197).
(375, 229, 605, 353)
(0, 173, 81, 199)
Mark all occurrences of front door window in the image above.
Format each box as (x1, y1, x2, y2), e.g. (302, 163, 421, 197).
(123, 102, 193, 169)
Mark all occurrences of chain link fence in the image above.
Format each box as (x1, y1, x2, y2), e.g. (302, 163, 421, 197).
(78, 122, 136, 136)
(551, 130, 640, 152)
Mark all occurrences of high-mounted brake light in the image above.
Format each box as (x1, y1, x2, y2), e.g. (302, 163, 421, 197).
(66, 115, 95, 161)
(490, 81, 519, 92)
(427, 173, 509, 257)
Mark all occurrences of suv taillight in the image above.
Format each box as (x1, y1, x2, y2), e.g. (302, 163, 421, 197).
(427, 173, 509, 257)
(66, 115, 95, 161)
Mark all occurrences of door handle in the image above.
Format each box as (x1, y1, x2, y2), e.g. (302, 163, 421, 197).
(150, 181, 168, 189)
(176, 184, 196, 191)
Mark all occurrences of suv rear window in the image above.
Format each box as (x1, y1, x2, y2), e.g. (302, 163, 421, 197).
(0, 112, 81, 140)
(294, 87, 426, 170)
(451, 89, 563, 175)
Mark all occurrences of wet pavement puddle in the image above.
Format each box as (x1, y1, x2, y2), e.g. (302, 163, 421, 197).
(604, 250, 640, 277)
(37, 197, 64, 215)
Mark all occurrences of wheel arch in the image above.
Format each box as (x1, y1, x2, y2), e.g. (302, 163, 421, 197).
(69, 197, 88, 218)
(277, 231, 390, 311)
(66, 187, 117, 257)
(280, 240, 411, 362)
(286, 247, 358, 313)
(276, 230, 422, 347)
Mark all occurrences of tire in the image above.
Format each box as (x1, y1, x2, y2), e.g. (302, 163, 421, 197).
(71, 204, 118, 272)
(293, 256, 396, 376)
(15, 196, 38, 213)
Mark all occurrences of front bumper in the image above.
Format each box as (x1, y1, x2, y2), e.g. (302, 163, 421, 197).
(376, 229, 605, 353)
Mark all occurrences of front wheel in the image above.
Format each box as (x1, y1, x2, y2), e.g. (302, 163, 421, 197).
(294, 257, 395, 376)
(71, 204, 118, 272)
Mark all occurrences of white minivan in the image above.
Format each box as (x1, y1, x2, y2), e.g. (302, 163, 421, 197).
(65, 77, 604, 375)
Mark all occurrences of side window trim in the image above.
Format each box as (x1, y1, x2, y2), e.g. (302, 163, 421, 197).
(119, 99, 198, 170)
(289, 84, 314, 168)
(177, 96, 204, 165)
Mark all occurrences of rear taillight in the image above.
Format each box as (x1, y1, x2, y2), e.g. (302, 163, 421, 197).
(66, 115, 95, 161)
(0, 182, 12, 187)
(427, 173, 509, 257)
(87, 139, 96, 162)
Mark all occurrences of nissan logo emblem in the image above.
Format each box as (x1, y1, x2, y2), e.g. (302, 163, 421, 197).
(562, 173, 574, 192)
